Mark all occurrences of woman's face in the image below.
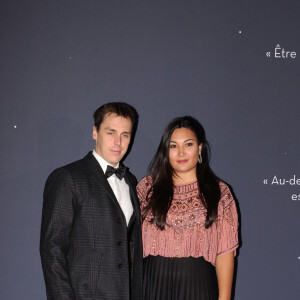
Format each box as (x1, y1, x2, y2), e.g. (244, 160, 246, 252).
(168, 128, 202, 179)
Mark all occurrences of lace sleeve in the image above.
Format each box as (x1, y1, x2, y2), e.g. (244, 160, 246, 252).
(136, 176, 153, 212)
(216, 183, 239, 257)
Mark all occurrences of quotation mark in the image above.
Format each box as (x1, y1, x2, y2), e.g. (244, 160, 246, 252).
(266, 52, 271, 57)
(263, 179, 268, 184)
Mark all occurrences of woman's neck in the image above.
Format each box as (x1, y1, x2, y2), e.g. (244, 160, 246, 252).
(172, 172, 197, 185)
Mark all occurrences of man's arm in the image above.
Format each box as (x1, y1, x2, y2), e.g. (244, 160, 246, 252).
(40, 168, 76, 300)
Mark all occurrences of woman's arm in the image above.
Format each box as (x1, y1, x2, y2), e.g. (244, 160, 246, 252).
(215, 251, 235, 300)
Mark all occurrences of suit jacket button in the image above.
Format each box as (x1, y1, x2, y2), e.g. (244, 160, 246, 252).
(117, 241, 122, 246)
(118, 263, 122, 269)
(117, 218, 122, 223)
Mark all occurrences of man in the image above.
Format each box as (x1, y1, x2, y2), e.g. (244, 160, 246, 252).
(40, 102, 142, 300)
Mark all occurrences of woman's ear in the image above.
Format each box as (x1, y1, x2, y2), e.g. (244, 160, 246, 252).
(198, 143, 202, 154)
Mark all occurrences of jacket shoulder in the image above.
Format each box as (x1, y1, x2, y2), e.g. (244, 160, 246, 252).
(46, 153, 93, 181)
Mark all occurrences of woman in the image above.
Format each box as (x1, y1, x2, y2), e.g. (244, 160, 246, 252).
(137, 116, 239, 300)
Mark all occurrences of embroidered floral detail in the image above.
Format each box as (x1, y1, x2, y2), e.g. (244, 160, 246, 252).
(137, 176, 239, 266)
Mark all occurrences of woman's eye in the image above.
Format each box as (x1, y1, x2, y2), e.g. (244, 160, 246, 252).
(186, 143, 193, 147)
(169, 144, 176, 148)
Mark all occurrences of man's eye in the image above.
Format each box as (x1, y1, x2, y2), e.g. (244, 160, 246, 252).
(107, 132, 113, 135)
(123, 134, 129, 138)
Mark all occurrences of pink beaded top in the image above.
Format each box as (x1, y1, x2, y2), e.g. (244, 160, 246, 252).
(137, 176, 239, 266)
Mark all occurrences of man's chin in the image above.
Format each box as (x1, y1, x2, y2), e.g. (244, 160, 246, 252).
(108, 156, 124, 166)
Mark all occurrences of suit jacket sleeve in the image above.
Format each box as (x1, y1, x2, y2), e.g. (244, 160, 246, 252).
(40, 168, 76, 300)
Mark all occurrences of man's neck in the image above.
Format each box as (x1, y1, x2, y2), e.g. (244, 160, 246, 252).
(92, 150, 119, 172)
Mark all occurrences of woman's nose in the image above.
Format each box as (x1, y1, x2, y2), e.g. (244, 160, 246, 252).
(178, 146, 185, 156)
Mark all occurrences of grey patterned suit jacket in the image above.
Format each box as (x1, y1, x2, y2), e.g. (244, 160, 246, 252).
(40, 152, 143, 300)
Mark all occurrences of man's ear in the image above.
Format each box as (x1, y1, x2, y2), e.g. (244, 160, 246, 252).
(92, 126, 97, 140)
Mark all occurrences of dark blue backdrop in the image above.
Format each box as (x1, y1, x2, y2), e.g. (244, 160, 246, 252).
(1, 1, 299, 299)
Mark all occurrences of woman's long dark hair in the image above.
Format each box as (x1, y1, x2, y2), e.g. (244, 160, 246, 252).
(142, 116, 221, 229)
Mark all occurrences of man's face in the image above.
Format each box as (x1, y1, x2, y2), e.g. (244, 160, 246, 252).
(93, 113, 133, 167)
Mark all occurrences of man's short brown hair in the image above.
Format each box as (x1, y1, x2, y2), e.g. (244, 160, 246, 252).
(93, 102, 138, 134)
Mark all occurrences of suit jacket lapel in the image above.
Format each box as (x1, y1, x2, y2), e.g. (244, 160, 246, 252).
(85, 152, 140, 224)
(85, 152, 123, 212)
(124, 172, 140, 220)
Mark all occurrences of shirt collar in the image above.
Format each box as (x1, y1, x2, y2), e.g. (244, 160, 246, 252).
(92, 150, 119, 173)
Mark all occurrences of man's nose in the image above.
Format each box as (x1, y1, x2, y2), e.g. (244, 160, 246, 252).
(114, 135, 121, 146)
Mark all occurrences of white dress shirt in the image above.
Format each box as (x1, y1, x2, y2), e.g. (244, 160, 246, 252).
(92, 150, 133, 225)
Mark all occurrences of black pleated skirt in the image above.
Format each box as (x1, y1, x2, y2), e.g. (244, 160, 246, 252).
(143, 255, 218, 300)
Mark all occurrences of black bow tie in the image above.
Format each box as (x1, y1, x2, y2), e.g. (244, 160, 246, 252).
(105, 165, 126, 180)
